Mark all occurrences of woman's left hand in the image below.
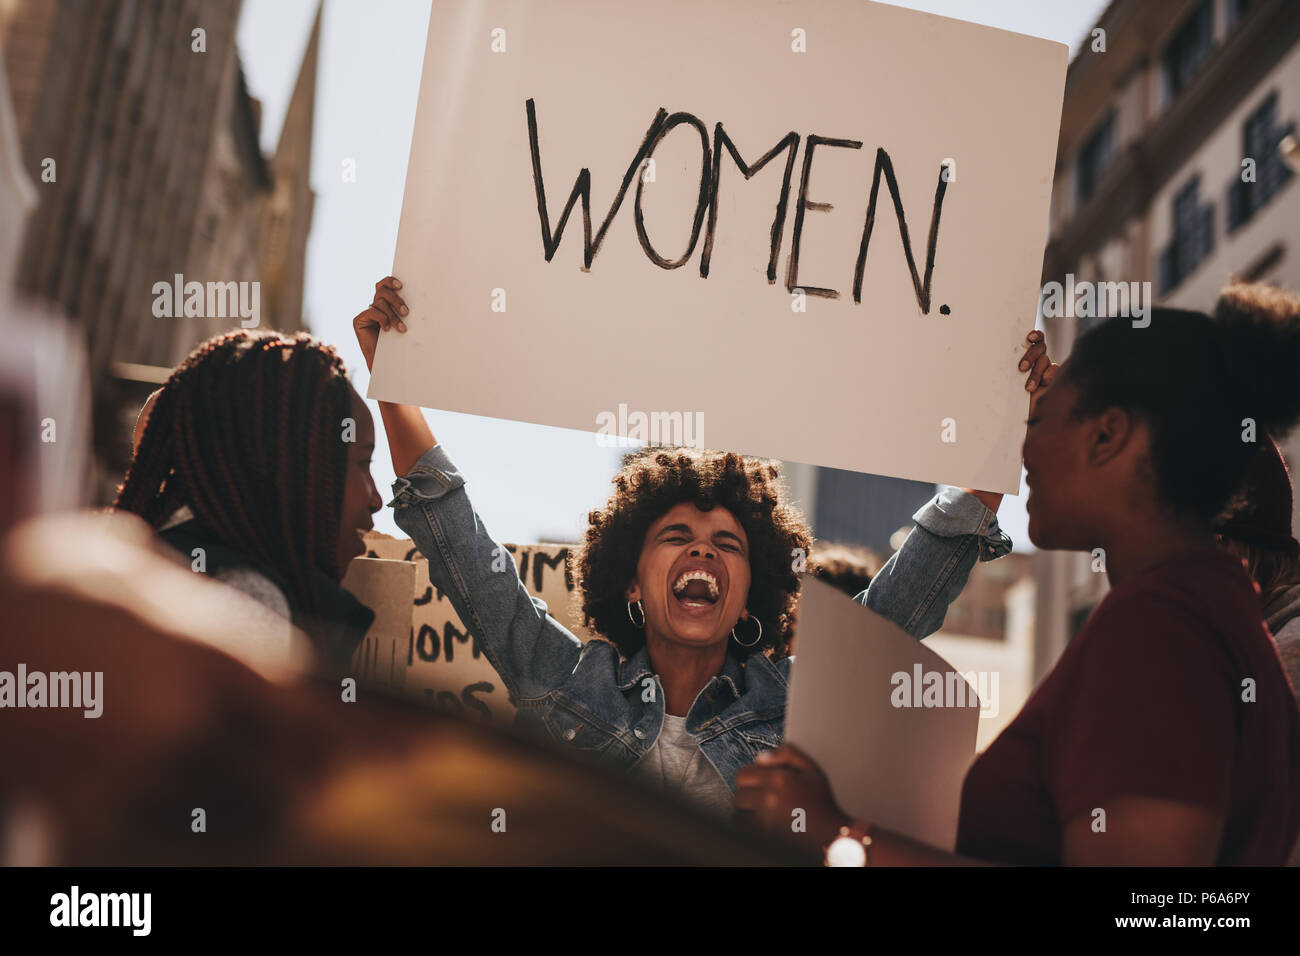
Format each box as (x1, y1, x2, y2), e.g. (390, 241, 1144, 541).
(733, 744, 850, 848)
(1019, 329, 1058, 395)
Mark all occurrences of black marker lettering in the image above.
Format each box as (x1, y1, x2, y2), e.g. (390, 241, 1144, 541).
(527, 98, 668, 269)
(416, 623, 439, 662)
(701, 127, 800, 281)
(461, 681, 495, 720)
(527, 100, 949, 312)
(853, 149, 947, 312)
(633, 112, 712, 269)
(435, 690, 463, 713)
(443, 620, 476, 663)
(786, 134, 863, 298)
(531, 548, 568, 592)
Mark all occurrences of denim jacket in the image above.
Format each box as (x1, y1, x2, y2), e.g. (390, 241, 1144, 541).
(391, 445, 1011, 791)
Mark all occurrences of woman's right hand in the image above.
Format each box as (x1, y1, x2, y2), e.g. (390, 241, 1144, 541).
(353, 276, 408, 372)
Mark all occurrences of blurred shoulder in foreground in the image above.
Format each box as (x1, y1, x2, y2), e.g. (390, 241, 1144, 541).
(0, 511, 808, 865)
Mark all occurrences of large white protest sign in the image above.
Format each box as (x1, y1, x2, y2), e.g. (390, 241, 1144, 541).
(786, 576, 980, 851)
(371, 0, 1066, 492)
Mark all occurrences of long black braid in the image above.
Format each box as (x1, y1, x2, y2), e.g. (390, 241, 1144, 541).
(115, 330, 352, 615)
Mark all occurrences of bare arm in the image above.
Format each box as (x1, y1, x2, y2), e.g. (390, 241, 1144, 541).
(791, 796, 1220, 866)
(1061, 796, 1222, 866)
(862, 794, 1220, 866)
(736, 746, 1224, 866)
(353, 276, 436, 477)
(734, 746, 994, 864)
(354, 276, 586, 698)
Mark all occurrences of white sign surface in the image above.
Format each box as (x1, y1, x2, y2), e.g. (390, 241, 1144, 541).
(786, 576, 980, 850)
(372, 0, 1066, 492)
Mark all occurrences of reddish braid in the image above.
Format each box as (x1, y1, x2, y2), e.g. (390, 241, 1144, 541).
(304, 356, 337, 581)
(275, 339, 305, 599)
(115, 330, 352, 615)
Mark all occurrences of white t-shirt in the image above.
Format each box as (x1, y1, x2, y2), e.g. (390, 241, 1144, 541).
(632, 714, 734, 818)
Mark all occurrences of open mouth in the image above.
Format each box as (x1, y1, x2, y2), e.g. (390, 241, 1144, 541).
(671, 569, 720, 611)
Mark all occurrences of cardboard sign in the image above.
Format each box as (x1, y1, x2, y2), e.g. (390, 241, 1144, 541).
(785, 576, 980, 850)
(342, 557, 415, 696)
(370, 0, 1066, 492)
(350, 532, 594, 722)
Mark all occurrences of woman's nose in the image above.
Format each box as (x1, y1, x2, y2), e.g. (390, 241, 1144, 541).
(689, 542, 716, 559)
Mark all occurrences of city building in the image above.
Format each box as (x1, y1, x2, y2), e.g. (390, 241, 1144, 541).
(1037, 0, 1300, 677)
(0, 0, 320, 501)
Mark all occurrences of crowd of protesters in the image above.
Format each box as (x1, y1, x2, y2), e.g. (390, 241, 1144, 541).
(1, 271, 1297, 866)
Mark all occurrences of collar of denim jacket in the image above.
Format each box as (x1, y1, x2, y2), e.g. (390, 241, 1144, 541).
(615, 644, 752, 703)
(615, 645, 656, 691)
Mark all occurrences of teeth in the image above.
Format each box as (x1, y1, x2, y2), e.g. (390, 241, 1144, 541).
(672, 569, 719, 599)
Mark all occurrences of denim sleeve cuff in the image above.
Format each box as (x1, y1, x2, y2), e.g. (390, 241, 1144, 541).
(912, 486, 1013, 562)
(389, 443, 465, 504)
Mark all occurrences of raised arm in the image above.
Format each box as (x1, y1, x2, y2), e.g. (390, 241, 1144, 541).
(354, 277, 583, 700)
(857, 486, 1011, 638)
(354, 277, 436, 477)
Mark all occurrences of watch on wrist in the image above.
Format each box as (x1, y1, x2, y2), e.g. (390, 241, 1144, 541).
(824, 821, 873, 867)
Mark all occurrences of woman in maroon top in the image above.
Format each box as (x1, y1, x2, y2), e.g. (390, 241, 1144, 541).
(737, 299, 1300, 865)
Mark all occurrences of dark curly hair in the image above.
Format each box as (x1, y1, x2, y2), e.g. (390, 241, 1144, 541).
(574, 447, 812, 660)
(809, 541, 882, 598)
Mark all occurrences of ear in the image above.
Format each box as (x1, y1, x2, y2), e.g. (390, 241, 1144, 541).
(625, 582, 641, 602)
(1087, 406, 1136, 468)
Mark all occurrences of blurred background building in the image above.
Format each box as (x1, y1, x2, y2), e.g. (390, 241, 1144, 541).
(0, 0, 320, 501)
(1038, 0, 1300, 677)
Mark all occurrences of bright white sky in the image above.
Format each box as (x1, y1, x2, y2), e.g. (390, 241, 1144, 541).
(236, 0, 1108, 546)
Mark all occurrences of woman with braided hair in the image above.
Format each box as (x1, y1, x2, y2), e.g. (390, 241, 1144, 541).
(741, 292, 1300, 866)
(354, 275, 1049, 816)
(116, 330, 383, 672)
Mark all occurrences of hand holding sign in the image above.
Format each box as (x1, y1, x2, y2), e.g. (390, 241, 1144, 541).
(354, 276, 408, 370)
(354, 278, 436, 479)
(734, 744, 849, 848)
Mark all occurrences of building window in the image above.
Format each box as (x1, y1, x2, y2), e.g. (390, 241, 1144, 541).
(1227, 92, 1295, 233)
(199, 212, 220, 243)
(1241, 242, 1285, 282)
(1227, 0, 1253, 31)
(1162, 0, 1214, 102)
(1075, 112, 1115, 206)
(1158, 176, 1214, 294)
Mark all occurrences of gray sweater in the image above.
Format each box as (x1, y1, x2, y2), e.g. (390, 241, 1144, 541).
(1265, 583, 1300, 867)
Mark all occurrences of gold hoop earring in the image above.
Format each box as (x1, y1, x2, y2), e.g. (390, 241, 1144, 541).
(627, 600, 645, 629)
(731, 614, 762, 647)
